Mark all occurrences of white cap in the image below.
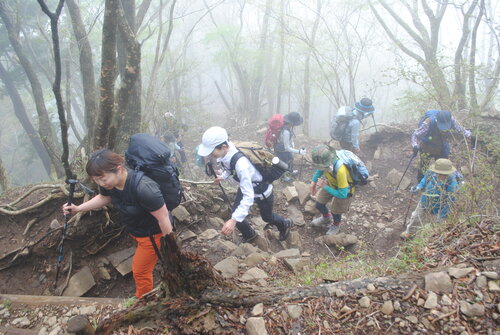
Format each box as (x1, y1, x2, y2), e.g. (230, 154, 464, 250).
(197, 126, 228, 156)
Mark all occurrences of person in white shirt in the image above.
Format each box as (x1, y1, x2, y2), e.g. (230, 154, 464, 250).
(197, 126, 293, 243)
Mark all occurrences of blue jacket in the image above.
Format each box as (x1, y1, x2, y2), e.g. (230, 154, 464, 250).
(417, 171, 459, 218)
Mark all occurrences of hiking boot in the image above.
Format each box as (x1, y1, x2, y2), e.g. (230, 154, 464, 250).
(326, 224, 340, 235)
(279, 219, 293, 241)
(236, 229, 258, 245)
(310, 215, 333, 228)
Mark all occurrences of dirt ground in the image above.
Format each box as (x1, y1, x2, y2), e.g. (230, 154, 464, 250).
(0, 123, 474, 298)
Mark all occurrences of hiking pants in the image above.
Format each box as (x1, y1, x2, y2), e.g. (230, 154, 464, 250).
(315, 188, 352, 224)
(130, 233, 162, 299)
(232, 188, 287, 239)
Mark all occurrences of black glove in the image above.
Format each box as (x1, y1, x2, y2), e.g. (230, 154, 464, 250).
(412, 146, 419, 157)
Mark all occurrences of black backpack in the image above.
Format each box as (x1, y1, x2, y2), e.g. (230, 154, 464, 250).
(330, 114, 353, 141)
(125, 133, 183, 211)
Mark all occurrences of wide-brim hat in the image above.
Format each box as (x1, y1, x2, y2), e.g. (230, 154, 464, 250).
(436, 110, 452, 131)
(354, 98, 375, 114)
(197, 126, 228, 156)
(429, 159, 456, 175)
(284, 112, 303, 126)
(310, 145, 337, 168)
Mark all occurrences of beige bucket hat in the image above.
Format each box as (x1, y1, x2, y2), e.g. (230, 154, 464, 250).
(429, 158, 456, 175)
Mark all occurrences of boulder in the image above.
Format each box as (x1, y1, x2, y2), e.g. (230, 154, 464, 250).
(293, 181, 310, 205)
(286, 231, 302, 249)
(245, 253, 268, 267)
(107, 247, 135, 269)
(283, 186, 298, 202)
(284, 258, 308, 274)
(62, 266, 95, 297)
(322, 233, 358, 247)
(172, 205, 190, 222)
(274, 248, 301, 259)
(246, 317, 268, 335)
(231, 243, 259, 257)
(287, 205, 305, 226)
(208, 217, 224, 227)
(179, 230, 197, 243)
(304, 200, 318, 215)
(214, 256, 239, 278)
(387, 169, 412, 190)
(425, 272, 453, 293)
(253, 231, 270, 252)
(448, 267, 474, 279)
(240, 267, 269, 281)
(211, 239, 238, 254)
(199, 229, 218, 240)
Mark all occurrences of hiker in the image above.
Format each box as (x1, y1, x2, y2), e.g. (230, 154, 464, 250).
(401, 159, 460, 239)
(162, 132, 182, 168)
(273, 112, 306, 181)
(411, 110, 471, 181)
(309, 145, 355, 235)
(197, 126, 293, 243)
(330, 98, 375, 153)
(62, 149, 174, 299)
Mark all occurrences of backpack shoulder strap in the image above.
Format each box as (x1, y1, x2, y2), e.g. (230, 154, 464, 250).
(229, 151, 245, 174)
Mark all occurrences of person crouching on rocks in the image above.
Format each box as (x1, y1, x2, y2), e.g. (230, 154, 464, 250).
(401, 158, 461, 239)
(62, 149, 173, 299)
(309, 145, 354, 235)
(197, 126, 293, 244)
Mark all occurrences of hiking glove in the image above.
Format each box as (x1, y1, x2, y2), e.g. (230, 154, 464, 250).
(299, 148, 307, 155)
(410, 186, 420, 193)
(412, 146, 419, 157)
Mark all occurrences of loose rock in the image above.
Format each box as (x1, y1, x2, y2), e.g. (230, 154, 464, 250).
(251, 303, 264, 317)
(359, 296, 371, 308)
(425, 272, 453, 293)
(448, 267, 474, 279)
(424, 291, 438, 309)
(246, 317, 268, 335)
(381, 301, 394, 315)
(240, 267, 269, 281)
(214, 257, 239, 278)
(286, 304, 303, 319)
(460, 301, 485, 317)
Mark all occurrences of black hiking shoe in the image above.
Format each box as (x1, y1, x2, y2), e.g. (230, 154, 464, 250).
(237, 229, 258, 245)
(279, 219, 293, 241)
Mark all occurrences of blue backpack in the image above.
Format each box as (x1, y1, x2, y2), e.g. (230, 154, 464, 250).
(418, 110, 442, 142)
(125, 133, 183, 211)
(334, 150, 369, 185)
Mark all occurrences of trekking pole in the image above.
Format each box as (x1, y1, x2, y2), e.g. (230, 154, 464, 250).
(298, 148, 305, 179)
(54, 178, 77, 289)
(371, 114, 378, 132)
(395, 153, 417, 191)
(207, 162, 232, 206)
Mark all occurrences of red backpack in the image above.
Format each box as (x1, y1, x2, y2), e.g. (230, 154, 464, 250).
(264, 114, 285, 148)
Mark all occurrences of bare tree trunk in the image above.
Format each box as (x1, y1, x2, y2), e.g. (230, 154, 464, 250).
(248, 0, 272, 122)
(65, 56, 83, 144)
(0, 0, 64, 177)
(66, 0, 98, 150)
(0, 155, 8, 192)
(0, 62, 52, 176)
(275, 0, 286, 114)
(468, 0, 485, 115)
(303, 0, 322, 136)
(94, 0, 119, 149)
(37, 0, 75, 180)
(108, 0, 141, 151)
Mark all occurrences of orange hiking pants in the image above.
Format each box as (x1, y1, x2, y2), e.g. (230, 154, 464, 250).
(130, 233, 162, 299)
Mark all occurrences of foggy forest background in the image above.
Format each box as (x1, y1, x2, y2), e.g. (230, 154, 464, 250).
(0, 0, 498, 187)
